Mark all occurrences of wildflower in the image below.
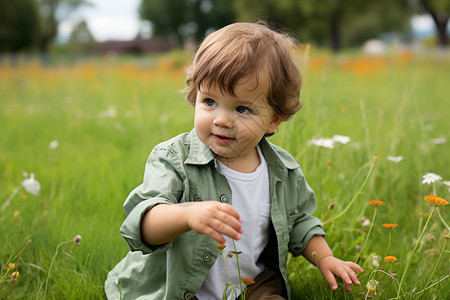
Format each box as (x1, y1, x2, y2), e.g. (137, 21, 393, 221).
(310, 138, 335, 149)
(216, 244, 226, 251)
(73, 235, 82, 246)
(332, 135, 350, 144)
(422, 172, 442, 184)
(424, 195, 448, 206)
(368, 200, 384, 207)
(99, 107, 117, 118)
(11, 271, 19, 278)
(430, 137, 447, 144)
(366, 279, 379, 294)
(442, 181, 450, 187)
(49, 140, 59, 149)
(371, 255, 381, 268)
(384, 256, 398, 263)
(387, 156, 403, 163)
(242, 278, 255, 286)
(6, 263, 15, 272)
(13, 210, 20, 218)
(21, 173, 41, 196)
(382, 223, 398, 229)
(361, 218, 371, 227)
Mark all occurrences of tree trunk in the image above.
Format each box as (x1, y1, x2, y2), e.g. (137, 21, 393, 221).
(420, 0, 449, 49)
(329, 1, 342, 53)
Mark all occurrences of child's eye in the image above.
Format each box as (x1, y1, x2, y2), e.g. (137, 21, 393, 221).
(236, 106, 250, 114)
(205, 98, 217, 107)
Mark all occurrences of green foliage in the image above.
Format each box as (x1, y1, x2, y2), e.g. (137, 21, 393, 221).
(0, 52, 449, 298)
(139, 0, 236, 45)
(0, 0, 39, 53)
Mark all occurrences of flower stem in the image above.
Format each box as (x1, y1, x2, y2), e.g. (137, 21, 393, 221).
(1, 185, 22, 211)
(355, 207, 377, 263)
(232, 239, 244, 299)
(43, 240, 73, 300)
(324, 158, 376, 227)
(396, 206, 436, 299)
(415, 238, 447, 299)
(221, 252, 235, 299)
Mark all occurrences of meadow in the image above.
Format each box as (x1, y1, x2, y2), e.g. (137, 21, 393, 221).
(0, 49, 449, 299)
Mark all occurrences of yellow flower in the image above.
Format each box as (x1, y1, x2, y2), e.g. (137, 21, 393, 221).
(382, 223, 398, 229)
(384, 256, 398, 263)
(11, 271, 19, 278)
(424, 195, 448, 206)
(6, 263, 15, 272)
(368, 200, 384, 207)
(242, 278, 255, 286)
(216, 244, 226, 251)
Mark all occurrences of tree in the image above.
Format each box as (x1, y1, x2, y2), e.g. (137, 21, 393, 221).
(35, 0, 91, 56)
(233, 0, 411, 52)
(139, 0, 236, 46)
(67, 20, 97, 55)
(418, 0, 449, 48)
(0, 0, 39, 53)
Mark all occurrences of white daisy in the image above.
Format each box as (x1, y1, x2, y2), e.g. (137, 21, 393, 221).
(21, 173, 41, 196)
(49, 140, 59, 149)
(311, 138, 335, 149)
(387, 156, 403, 163)
(430, 137, 447, 144)
(422, 172, 442, 184)
(442, 181, 450, 187)
(332, 135, 350, 144)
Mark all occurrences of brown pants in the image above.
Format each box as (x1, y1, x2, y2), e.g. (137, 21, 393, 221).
(244, 268, 286, 300)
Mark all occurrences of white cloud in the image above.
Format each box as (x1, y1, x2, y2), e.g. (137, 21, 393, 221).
(58, 0, 141, 42)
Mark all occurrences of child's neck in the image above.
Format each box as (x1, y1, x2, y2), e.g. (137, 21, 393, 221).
(217, 148, 260, 173)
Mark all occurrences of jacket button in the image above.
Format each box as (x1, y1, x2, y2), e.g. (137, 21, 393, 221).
(203, 252, 212, 262)
(193, 195, 202, 201)
(287, 225, 293, 233)
(219, 194, 229, 203)
(184, 291, 194, 300)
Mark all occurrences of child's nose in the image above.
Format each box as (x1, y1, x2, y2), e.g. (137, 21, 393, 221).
(213, 110, 234, 128)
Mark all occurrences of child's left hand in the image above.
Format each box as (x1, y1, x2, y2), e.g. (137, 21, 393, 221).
(316, 256, 363, 291)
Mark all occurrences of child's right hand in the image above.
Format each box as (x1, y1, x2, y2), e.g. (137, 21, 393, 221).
(185, 201, 243, 244)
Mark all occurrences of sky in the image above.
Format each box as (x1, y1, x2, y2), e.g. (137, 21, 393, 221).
(58, 1, 437, 43)
(59, 0, 141, 42)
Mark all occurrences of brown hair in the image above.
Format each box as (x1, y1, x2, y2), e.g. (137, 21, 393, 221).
(184, 22, 302, 120)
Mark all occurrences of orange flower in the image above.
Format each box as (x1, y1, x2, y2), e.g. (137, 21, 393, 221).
(424, 195, 448, 206)
(242, 278, 255, 286)
(216, 244, 226, 251)
(384, 256, 398, 263)
(382, 223, 398, 229)
(369, 200, 384, 207)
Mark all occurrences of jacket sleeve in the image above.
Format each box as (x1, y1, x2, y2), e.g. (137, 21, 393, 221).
(288, 171, 326, 257)
(119, 146, 185, 255)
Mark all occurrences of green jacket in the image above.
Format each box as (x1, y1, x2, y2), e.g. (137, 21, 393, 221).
(105, 130, 325, 300)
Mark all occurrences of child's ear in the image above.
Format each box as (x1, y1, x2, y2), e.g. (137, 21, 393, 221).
(267, 114, 287, 134)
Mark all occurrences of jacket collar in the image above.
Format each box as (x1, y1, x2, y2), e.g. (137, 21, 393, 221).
(184, 129, 299, 178)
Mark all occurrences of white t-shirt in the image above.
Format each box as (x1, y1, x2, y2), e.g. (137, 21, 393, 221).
(196, 146, 271, 300)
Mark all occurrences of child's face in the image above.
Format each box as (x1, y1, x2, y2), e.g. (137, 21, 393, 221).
(194, 74, 284, 167)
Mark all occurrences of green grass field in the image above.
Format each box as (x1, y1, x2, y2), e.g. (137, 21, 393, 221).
(1, 51, 449, 299)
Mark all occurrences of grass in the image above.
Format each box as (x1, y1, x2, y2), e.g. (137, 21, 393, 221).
(0, 50, 449, 299)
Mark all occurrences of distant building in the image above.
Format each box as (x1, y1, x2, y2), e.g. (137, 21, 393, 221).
(99, 37, 175, 55)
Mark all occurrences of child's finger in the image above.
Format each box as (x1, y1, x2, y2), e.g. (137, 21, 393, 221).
(346, 261, 364, 273)
(322, 270, 338, 290)
(217, 203, 242, 223)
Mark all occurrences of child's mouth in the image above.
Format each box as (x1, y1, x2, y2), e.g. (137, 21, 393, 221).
(214, 134, 234, 144)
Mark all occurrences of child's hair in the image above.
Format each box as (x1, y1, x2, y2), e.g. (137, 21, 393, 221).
(184, 22, 302, 120)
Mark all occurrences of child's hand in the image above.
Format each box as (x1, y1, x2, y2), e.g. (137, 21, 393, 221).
(185, 201, 243, 244)
(317, 256, 363, 291)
